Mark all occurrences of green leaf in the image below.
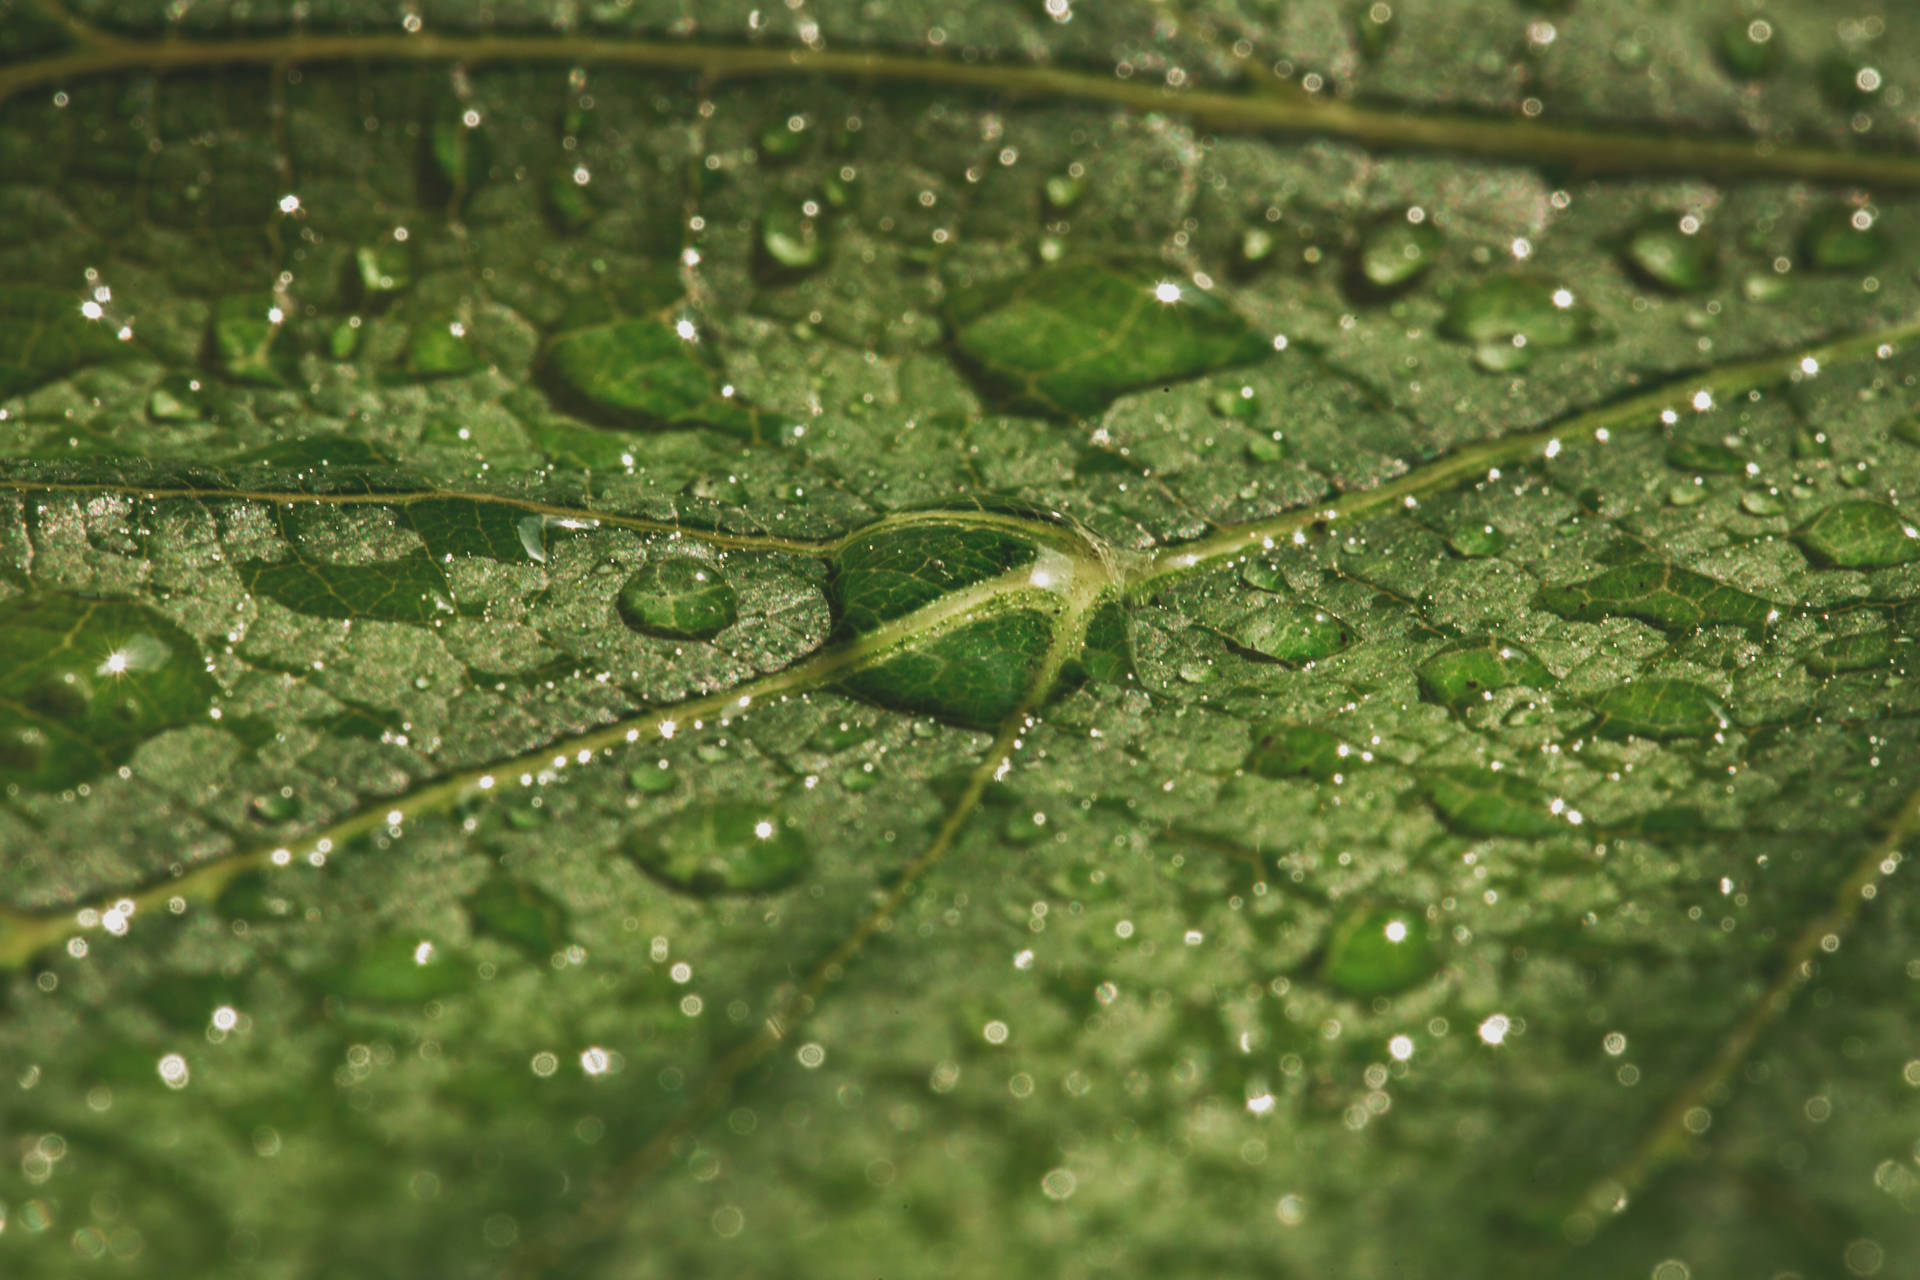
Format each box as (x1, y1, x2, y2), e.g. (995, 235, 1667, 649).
(9, 6, 1920, 1278)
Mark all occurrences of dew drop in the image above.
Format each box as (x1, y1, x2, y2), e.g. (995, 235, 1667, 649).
(1322, 906, 1438, 998)
(627, 803, 813, 895)
(617, 558, 739, 639)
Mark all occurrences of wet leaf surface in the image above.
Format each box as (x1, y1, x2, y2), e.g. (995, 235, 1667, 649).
(4, 3, 1920, 1278)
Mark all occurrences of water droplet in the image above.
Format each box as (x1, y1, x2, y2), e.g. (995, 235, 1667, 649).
(1622, 215, 1718, 293)
(1221, 602, 1353, 664)
(1584, 678, 1729, 740)
(617, 558, 739, 639)
(1441, 274, 1598, 372)
(1043, 174, 1083, 210)
(250, 791, 299, 822)
(330, 934, 473, 1003)
(1246, 723, 1354, 782)
(1665, 440, 1749, 474)
(1353, 2, 1397, 61)
(1211, 385, 1258, 419)
(464, 876, 570, 957)
(544, 288, 735, 430)
(759, 115, 811, 160)
(947, 261, 1269, 416)
(354, 241, 414, 297)
(1817, 52, 1883, 111)
(0, 596, 215, 792)
(1423, 766, 1568, 837)
(404, 315, 479, 379)
(1806, 631, 1896, 675)
(628, 803, 813, 895)
(146, 375, 205, 422)
(761, 203, 827, 272)
(1417, 639, 1555, 711)
(1322, 906, 1438, 997)
(1447, 522, 1508, 558)
(1802, 206, 1886, 271)
(1716, 18, 1781, 80)
(212, 292, 289, 385)
(1240, 560, 1290, 592)
(628, 763, 679, 794)
(1794, 501, 1920, 568)
(808, 720, 875, 752)
(1355, 214, 1440, 291)
(1537, 563, 1777, 630)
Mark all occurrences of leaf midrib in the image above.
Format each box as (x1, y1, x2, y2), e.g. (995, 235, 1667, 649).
(8, 20, 1920, 189)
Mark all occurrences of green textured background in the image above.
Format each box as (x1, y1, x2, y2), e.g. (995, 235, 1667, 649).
(3, 1, 1920, 1277)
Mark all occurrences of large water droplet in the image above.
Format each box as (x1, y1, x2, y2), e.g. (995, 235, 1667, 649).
(464, 876, 570, 958)
(354, 241, 414, 297)
(1441, 274, 1597, 372)
(1423, 766, 1569, 837)
(1354, 213, 1440, 292)
(1664, 440, 1749, 474)
(329, 934, 474, 1003)
(1622, 215, 1718, 293)
(1447, 522, 1508, 558)
(627, 803, 813, 895)
(947, 260, 1270, 416)
(617, 558, 739, 639)
(1221, 602, 1352, 664)
(1417, 639, 1555, 712)
(1322, 906, 1438, 998)
(1806, 631, 1896, 675)
(1583, 678, 1729, 741)
(1817, 52, 1884, 111)
(1716, 18, 1781, 80)
(1794, 501, 1920, 569)
(1246, 723, 1355, 782)
(1537, 563, 1777, 630)
(1801, 206, 1886, 271)
(761, 203, 827, 272)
